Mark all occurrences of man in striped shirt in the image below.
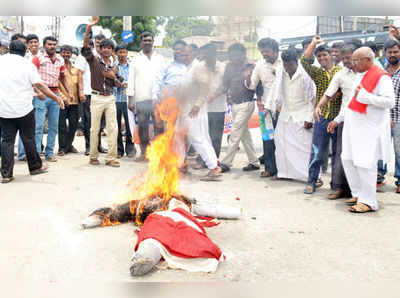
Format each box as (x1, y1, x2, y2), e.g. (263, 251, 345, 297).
(32, 36, 71, 162)
(301, 35, 342, 194)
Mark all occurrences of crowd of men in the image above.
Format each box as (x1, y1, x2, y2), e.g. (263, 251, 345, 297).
(1, 19, 400, 214)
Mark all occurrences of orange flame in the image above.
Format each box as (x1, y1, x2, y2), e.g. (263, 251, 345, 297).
(116, 97, 183, 213)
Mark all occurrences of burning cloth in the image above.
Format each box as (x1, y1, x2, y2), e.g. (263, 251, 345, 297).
(131, 199, 225, 275)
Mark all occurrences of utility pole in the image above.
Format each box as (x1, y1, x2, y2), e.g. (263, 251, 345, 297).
(20, 16, 24, 35)
(316, 16, 320, 34)
(123, 16, 132, 31)
(353, 16, 358, 31)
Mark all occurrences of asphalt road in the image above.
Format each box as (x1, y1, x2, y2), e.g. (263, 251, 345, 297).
(1, 131, 400, 283)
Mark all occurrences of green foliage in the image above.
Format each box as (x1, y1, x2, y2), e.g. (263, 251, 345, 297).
(162, 16, 214, 48)
(98, 16, 159, 52)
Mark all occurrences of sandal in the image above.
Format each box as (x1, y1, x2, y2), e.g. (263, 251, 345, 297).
(345, 197, 358, 205)
(304, 184, 315, 194)
(1, 177, 14, 183)
(200, 169, 221, 181)
(315, 178, 323, 188)
(348, 203, 373, 213)
(260, 171, 273, 178)
(30, 164, 48, 175)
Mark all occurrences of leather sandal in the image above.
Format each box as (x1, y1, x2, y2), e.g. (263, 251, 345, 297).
(348, 203, 373, 213)
(30, 164, 48, 176)
(1, 177, 14, 183)
(345, 197, 358, 205)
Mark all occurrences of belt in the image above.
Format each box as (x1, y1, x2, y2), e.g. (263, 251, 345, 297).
(232, 98, 254, 105)
(92, 90, 112, 96)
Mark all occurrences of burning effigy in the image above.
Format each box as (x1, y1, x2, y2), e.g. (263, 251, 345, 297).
(81, 97, 241, 276)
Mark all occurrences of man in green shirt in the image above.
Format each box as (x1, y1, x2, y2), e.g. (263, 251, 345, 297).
(301, 35, 342, 194)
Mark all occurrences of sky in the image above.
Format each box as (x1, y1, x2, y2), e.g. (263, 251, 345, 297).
(3, 16, 400, 47)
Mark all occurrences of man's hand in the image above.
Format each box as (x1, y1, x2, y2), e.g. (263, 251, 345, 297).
(37, 92, 46, 101)
(88, 16, 100, 27)
(104, 69, 117, 80)
(189, 105, 200, 118)
(304, 121, 313, 129)
(57, 95, 65, 110)
(354, 85, 362, 98)
(327, 121, 338, 134)
(256, 100, 264, 112)
(312, 35, 323, 45)
(79, 92, 86, 103)
(390, 25, 400, 41)
(313, 106, 322, 122)
(121, 82, 128, 88)
(391, 118, 394, 129)
(128, 104, 135, 113)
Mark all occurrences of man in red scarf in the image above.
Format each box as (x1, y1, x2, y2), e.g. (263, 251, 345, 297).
(328, 47, 395, 213)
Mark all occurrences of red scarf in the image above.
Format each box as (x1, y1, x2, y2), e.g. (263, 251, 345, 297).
(348, 65, 389, 114)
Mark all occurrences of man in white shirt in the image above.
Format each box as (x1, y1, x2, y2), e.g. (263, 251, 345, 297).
(267, 49, 315, 182)
(127, 32, 166, 162)
(327, 47, 395, 213)
(0, 40, 64, 183)
(315, 44, 358, 200)
(246, 38, 281, 177)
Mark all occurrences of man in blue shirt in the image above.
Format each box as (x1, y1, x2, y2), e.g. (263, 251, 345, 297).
(114, 44, 136, 158)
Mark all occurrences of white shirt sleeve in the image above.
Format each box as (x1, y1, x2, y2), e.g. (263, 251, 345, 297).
(127, 62, 135, 97)
(333, 104, 345, 123)
(74, 55, 86, 72)
(247, 63, 260, 90)
(324, 72, 341, 97)
(356, 75, 395, 109)
(29, 63, 42, 85)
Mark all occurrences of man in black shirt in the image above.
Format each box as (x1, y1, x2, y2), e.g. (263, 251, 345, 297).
(219, 43, 262, 172)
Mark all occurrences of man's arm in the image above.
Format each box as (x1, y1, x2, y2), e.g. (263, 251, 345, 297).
(356, 75, 395, 109)
(59, 71, 72, 99)
(83, 18, 99, 48)
(245, 63, 260, 90)
(77, 69, 86, 102)
(34, 82, 65, 109)
(300, 35, 323, 81)
(390, 25, 400, 43)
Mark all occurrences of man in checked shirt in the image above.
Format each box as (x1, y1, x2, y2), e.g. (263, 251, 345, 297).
(301, 35, 342, 194)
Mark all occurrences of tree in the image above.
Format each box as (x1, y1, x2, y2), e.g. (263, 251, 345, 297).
(97, 16, 159, 51)
(162, 16, 214, 48)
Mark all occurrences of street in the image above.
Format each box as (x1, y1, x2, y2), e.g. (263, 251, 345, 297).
(1, 131, 400, 282)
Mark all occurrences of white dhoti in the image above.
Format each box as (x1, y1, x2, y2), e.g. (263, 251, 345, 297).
(275, 119, 313, 182)
(342, 159, 378, 210)
(185, 106, 218, 169)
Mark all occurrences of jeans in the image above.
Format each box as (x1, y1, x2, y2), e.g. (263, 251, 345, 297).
(307, 115, 337, 188)
(33, 96, 60, 158)
(58, 104, 79, 152)
(0, 110, 42, 178)
(116, 102, 135, 156)
(392, 122, 400, 185)
(331, 122, 351, 195)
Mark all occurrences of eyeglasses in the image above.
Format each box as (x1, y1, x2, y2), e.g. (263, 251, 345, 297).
(351, 57, 368, 64)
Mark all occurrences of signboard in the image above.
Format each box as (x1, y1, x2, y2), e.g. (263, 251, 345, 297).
(121, 30, 135, 43)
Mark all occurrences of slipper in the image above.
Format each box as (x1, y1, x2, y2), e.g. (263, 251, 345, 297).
(30, 164, 48, 175)
(1, 177, 14, 183)
(304, 184, 315, 194)
(260, 171, 273, 178)
(345, 197, 358, 205)
(200, 173, 221, 181)
(348, 203, 373, 213)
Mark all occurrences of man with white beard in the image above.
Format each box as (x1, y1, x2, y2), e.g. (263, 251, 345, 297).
(327, 47, 395, 213)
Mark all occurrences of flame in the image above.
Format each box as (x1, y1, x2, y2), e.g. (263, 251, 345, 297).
(116, 97, 183, 218)
(100, 217, 121, 227)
